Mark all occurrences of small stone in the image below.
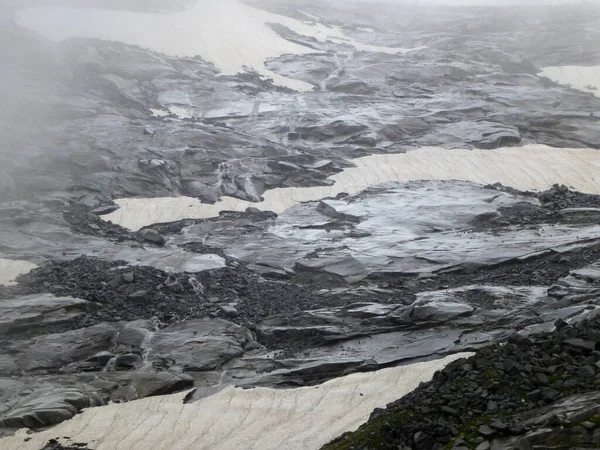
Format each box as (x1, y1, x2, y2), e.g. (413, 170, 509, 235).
(579, 365, 596, 379)
(564, 338, 596, 351)
(165, 281, 184, 293)
(564, 378, 579, 389)
(582, 421, 596, 430)
(85, 351, 114, 365)
(490, 419, 509, 431)
(122, 272, 134, 283)
(114, 354, 142, 369)
(245, 341, 261, 351)
(554, 318, 569, 329)
(548, 414, 566, 426)
(478, 425, 496, 437)
(476, 442, 490, 450)
(487, 401, 498, 412)
(137, 229, 165, 246)
(509, 423, 525, 434)
(218, 305, 239, 318)
(92, 205, 119, 215)
(413, 431, 434, 448)
(108, 275, 123, 289)
(441, 406, 459, 416)
(503, 358, 517, 372)
(128, 290, 149, 302)
(535, 372, 549, 385)
(540, 388, 559, 402)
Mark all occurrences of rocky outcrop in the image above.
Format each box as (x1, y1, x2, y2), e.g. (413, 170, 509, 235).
(0, 294, 92, 337)
(0, 386, 102, 429)
(0, 318, 247, 431)
(322, 315, 600, 450)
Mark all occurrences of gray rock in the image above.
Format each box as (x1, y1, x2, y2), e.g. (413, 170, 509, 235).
(128, 290, 150, 302)
(182, 181, 219, 203)
(85, 351, 114, 366)
(122, 272, 134, 283)
(413, 431, 434, 448)
(0, 294, 92, 337)
(479, 425, 496, 437)
(150, 319, 253, 371)
(112, 372, 193, 400)
(564, 339, 596, 351)
(559, 208, 600, 224)
(541, 388, 559, 402)
(535, 372, 549, 385)
(0, 386, 102, 429)
(114, 354, 142, 370)
(137, 229, 166, 246)
(316, 201, 360, 223)
(490, 419, 509, 431)
(91, 205, 119, 216)
(408, 297, 474, 322)
(295, 256, 369, 283)
(218, 305, 239, 318)
(108, 274, 123, 289)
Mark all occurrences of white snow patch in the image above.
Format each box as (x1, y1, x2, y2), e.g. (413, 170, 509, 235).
(149, 108, 169, 117)
(0, 258, 38, 286)
(540, 65, 600, 97)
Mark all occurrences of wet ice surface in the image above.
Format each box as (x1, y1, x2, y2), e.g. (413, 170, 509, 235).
(108, 246, 226, 273)
(0, 224, 225, 274)
(0, 353, 471, 450)
(16, 0, 419, 91)
(104, 145, 600, 231)
(189, 180, 600, 281)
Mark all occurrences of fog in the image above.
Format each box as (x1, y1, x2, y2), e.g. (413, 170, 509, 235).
(2, 0, 600, 10)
